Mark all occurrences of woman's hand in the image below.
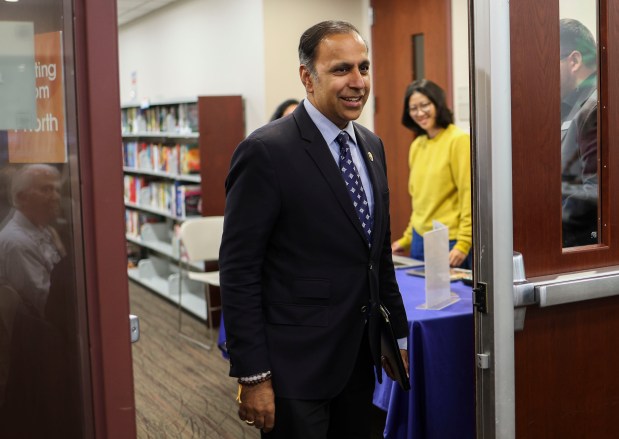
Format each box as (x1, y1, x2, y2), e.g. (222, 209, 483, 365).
(449, 248, 467, 267)
(391, 241, 407, 256)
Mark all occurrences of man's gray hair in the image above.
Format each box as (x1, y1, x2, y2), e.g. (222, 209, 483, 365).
(11, 164, 60, 208)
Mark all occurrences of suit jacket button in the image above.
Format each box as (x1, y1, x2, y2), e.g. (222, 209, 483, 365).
(360, 305, 368, 313)
(368, 263, 373, 270)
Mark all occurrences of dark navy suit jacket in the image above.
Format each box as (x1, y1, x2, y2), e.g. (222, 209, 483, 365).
(219, 103, 407, 399)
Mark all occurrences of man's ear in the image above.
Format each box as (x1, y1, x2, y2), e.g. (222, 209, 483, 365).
(569, 50, 584, 71)
(300, 65, 314, 93)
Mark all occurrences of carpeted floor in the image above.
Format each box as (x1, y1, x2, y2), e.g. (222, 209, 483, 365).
(129, 281, 386, 438)
(129, 281, 259, 439)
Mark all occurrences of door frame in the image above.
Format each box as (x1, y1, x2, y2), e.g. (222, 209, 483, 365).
(469, 0, 516, 437)
(74, 0, 137, 436)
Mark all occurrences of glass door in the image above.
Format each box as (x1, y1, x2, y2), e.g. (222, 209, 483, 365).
(0, 0, 136, 437)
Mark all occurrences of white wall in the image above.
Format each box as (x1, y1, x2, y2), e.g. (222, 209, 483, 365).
(451, 0, 470, 132)
(262, 0, 371, 128)
(118, 0, 467, 135)
(560, 0, 597, 41)
(118, 0, 265, 134)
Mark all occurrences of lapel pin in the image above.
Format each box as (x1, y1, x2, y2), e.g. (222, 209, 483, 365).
(367, 152, 374, 162)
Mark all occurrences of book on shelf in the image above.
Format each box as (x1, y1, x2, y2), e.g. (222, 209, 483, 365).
(124, 175, 148, 204)
(125, 210, 161, 238)
(175, 183, 201, 218)
(159, 144, 179, 174)
(121, 101, 199, 135)
(126, 241, 142, 268)
(180, 144, 200, 175)
(124, 141, 198, 178)
(137, 142, 152, 171)
(123, 141, 138, 168)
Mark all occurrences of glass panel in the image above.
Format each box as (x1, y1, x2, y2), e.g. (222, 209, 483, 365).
(411, 33, 425, 80)
(560, 0, 600, 248)
(0, 1, 92, 437)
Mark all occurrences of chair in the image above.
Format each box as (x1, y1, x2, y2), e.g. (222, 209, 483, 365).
(177, 216, 224, 349)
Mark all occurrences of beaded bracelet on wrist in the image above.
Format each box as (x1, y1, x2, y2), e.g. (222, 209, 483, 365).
(238, 371, 272, 386)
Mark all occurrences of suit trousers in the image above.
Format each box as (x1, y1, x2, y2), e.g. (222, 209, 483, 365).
(262, 330, 375, 439)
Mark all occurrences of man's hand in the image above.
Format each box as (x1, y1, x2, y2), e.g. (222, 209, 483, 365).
(381, 349, 410, 382)
(238, 380, 275, 433)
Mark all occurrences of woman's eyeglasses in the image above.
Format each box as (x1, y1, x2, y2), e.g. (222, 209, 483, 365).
(409, 101, 433, 115)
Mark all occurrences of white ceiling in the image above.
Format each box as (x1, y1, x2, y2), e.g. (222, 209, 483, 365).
(117, 0, 181, 26)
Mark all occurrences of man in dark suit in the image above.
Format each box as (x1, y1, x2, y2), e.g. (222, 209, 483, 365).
(220, 20, 408, 438)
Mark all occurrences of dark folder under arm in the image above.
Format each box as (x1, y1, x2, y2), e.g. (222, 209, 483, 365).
(379, 304, 411, 391)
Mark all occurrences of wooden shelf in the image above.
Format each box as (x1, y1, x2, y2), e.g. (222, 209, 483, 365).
(121, 131, 199, 139)
(123, 167, 201, 183)
(123, 95, 243, 322)
(126, 223, 203, 270)
(128, 259, 207, 321)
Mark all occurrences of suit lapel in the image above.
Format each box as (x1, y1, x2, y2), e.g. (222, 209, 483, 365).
(294, 106, 371, 246)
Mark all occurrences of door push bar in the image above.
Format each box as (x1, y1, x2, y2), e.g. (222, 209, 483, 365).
(512, 252, 619, 330)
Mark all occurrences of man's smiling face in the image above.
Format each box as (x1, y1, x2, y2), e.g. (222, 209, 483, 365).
(301, 32, 370, 129)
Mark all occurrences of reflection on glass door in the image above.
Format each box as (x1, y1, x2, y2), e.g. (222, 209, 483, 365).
(560, 0, 600, 248)
(0, 1, 92, 437)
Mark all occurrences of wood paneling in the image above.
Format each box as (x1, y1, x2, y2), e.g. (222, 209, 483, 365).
(370, 0, 452, 243)
(510, 0, 619, 436)
(199, 96, 244, 216)
(198, 95, 244, 325)
(515, 299, 619, 438)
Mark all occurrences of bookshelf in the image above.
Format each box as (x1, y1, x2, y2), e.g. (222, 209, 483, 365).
(122, 95, 244, 322)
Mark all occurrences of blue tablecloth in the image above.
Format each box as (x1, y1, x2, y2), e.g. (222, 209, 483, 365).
(217, 270, 475, 438)
(373, 269, 475, 439)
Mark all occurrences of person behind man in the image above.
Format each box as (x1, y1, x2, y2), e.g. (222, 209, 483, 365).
(391, 79, 472, 268)
(269, 98, 300, 122)
(220, 20, 409, 438)
(559, 18, 598, 247)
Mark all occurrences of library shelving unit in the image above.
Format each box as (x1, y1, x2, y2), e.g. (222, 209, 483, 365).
(122, 95, 244, 322)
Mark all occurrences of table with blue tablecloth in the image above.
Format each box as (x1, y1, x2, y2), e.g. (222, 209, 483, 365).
(373, 269, 475, 439)
(217, 269, 474, 438)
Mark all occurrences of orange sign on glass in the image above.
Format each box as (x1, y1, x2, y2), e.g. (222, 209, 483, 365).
(8, 31, 67, 163)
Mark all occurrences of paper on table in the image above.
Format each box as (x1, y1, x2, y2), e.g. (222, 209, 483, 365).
(417, 220, 460, 310)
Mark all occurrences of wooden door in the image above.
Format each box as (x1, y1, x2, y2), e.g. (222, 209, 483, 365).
(371, 0, 452, 238)
(471, 0, 619, 437)
(510, 0, 619, 436)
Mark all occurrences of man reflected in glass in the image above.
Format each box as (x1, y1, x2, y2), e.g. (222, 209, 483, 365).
(0, 164, 81, 437)
(560, 18, 599, 247)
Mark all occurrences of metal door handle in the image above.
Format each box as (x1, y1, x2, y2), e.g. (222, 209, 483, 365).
(513, 252, 619, 308)
(512, 252, 619, 330)
(130, 314, 140, 343)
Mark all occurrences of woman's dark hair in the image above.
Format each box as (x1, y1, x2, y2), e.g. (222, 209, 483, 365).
(401, 79, 453, 135)
(269, 99, 299, 122)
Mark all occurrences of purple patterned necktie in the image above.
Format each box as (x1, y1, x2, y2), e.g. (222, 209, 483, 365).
(336, 131, 373, 245)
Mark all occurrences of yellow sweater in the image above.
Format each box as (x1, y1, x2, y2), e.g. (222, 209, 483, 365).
(396, 124, 472, 255)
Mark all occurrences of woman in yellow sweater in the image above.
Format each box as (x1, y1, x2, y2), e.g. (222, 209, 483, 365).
(391, 79, 472, 268)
